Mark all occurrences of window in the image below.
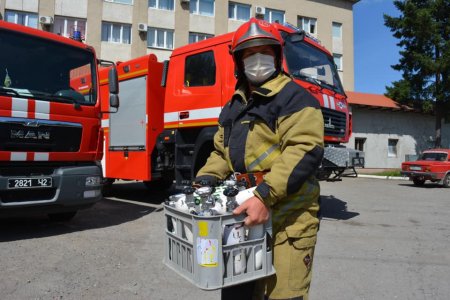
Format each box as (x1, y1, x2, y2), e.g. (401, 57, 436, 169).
(228, 2, 250, 21)
(419, 152, 448, 161)
(147, 27, 174, 49)
(264, 8, 284, 24)
(53, 16, 86, 39)
(332, 22, 342, 38)
(104, 0, 133, 4)
(184, 51, 216, 87)
(283, 32, 345, 94)
(355, 138, 366, 152)
(190, 0, 214, 16)
(189, 32, 213, 44)
(333, 53, 343, 71)
(101, 22, 131, 44)
(0, 28, 97, 104)
(298, 16, 317, 35)
(149, 0, 174, 10)
(5, 10, 38, 28)
(388, 139, 398, 157)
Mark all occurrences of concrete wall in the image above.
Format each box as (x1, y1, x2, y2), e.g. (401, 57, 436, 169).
(5, 0, 39, 12)
(55, 0, 87, 18)
(345, 107, 450, 168)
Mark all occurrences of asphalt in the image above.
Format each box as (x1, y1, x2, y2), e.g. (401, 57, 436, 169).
(1, 177, 449, 299)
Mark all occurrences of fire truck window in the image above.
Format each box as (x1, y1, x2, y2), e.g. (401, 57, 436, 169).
(0, 28, 96, 105)
(184, 51, 216, 87)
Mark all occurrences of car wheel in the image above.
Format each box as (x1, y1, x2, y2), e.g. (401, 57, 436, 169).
(413, 178, 425, 186)
(443, 174, 450, 188)
(48, 211, 77, 222)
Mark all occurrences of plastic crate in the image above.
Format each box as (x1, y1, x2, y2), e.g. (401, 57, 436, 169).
(163, 204, 276, 290)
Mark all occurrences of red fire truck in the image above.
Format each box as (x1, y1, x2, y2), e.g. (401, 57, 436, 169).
(0, 21, 119, 220)
(100, 21, 364, 190)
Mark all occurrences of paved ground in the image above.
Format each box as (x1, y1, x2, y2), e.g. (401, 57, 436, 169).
(0, 177, 449, 300)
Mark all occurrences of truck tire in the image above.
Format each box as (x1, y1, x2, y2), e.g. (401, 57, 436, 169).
(102, 178, 115, 197)
(443, 174, 450, 188)
(48, 211, 77, 222)
(413, 178, 425, 186)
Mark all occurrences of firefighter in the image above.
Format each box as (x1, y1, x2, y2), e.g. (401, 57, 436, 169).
(195, 18, 324, 300)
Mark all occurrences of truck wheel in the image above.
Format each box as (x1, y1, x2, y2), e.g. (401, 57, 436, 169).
(413, 178, 425, 186)
(48, 211, 77, 222)
(102, 178, 115, 197)
(443, 174, 450, 188)
(316, 169, 332, 181)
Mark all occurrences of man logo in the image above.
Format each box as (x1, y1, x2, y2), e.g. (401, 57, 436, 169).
(10, 130, 50, 140)
(337, 101, 346, 110)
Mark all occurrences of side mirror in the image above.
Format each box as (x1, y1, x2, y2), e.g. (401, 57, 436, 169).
(98, 59, 120, 113)
(108, 67, 119, 95)
(110, 94, 119, 109)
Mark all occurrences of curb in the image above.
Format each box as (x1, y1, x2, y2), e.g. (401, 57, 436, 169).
(357, 174, 409, 181)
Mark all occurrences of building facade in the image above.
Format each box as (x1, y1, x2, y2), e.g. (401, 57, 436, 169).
(0, 0, 358, 91)
(345, 92, 450, 169)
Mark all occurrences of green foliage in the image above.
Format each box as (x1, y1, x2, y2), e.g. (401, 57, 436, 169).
(384, 0, 450, 146)
(384, 0, 449, 104)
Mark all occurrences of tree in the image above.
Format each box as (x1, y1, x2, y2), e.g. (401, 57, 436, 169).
(384, 0, 450, 148)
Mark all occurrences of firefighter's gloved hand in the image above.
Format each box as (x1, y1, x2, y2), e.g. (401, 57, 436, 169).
(233, 196, 269, 226)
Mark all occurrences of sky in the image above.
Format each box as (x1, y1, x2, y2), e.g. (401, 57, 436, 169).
(353, 0, 403, 94)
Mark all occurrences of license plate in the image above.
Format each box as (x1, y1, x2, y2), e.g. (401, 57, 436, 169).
(8, 177, 52, 189)
(410, 166, 422, 171)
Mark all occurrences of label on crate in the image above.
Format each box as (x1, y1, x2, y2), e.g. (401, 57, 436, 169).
(198, 221, 209, 237)
(196, 238, 219, 267)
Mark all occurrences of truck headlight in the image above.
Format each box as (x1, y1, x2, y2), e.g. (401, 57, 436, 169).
(85, 176, 102, 186)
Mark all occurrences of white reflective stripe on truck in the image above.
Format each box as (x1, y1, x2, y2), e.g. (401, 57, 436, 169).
(35, 100, 50, 120)
(10, 152, 27, 161)
(164, 107, 222, 123)
(329, 96, 336, 110)
(101, 119, 109, 128)
(34, 153, 49, 161)
(322, 94, 329, 108)
(11, 98, 50, 119)
(11, 98, 28, 118)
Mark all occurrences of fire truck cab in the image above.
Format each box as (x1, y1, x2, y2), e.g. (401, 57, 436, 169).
(100, 22, 364, 190)
(0, 21, 119, 220)
(160, 22, 363, 187)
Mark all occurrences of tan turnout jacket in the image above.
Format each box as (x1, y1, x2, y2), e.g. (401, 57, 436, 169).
(196, 74, 324, 239)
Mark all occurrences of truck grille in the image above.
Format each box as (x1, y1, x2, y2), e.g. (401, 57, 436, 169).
(0, 117, 82, 152)
(321, 108, 346, 138)
(0, 189, 57, 203)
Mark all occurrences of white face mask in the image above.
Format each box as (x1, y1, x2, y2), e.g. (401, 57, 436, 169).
(243, 53, 276, 85)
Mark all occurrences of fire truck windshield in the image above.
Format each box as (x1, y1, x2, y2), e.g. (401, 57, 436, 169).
(282, 32, 344, 95)
(0, 28, 96, 105)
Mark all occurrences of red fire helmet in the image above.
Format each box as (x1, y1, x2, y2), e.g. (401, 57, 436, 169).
(230, 18, 284, 55)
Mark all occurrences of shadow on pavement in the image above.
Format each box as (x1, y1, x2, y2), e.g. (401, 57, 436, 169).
(319, 195, 359, 220)
(0, 182, 169, 242)
(104, 181, 172, 204)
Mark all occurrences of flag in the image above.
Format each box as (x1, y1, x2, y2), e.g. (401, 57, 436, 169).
(4, 69, 11, 87)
